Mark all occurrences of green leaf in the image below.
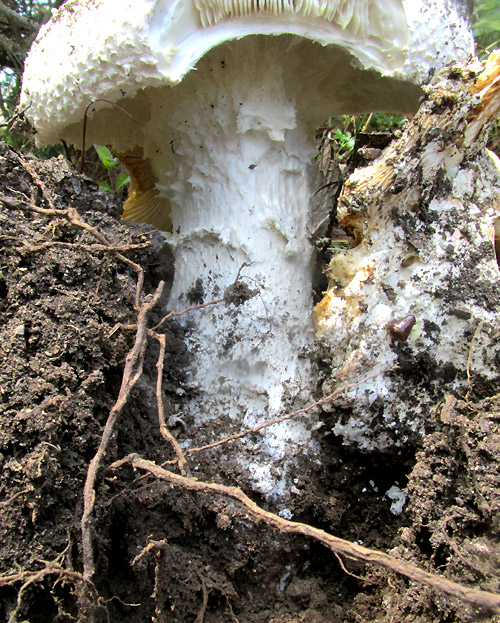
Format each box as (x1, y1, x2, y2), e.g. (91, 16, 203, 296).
(94, 145, 117, 169)
(332, 129, 350, 142)
(473, 0, 500, 51)
(476, 0, 499, 12)
(115, 171, 131, 191)
(97, 181, 113, 192)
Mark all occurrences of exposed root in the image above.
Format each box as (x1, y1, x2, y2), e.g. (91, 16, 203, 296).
(153, 262, 250, 331)
(131, 540, 170, 623)
(81, 281, 165, 583)
(195, 572, 209, 623)
(6, 159, 146, 309)
(152, 548, 169, 623)
(184, 367, 394, 457)
(333, 551, 374, 585)
(154, 332, 190, 476)
(111, 454, 500, 614)
(154, 298, 224, 331)
(0, 560, 101, 623)
(4, 145, 500, 622)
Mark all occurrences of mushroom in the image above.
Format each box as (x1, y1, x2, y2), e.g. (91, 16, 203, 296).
(21, 0, 473, 497)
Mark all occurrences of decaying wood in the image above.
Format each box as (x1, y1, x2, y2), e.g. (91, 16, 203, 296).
(314, 53, 500, 451)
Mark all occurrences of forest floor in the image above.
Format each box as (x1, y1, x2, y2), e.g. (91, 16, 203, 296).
(0, 142, 499, 623)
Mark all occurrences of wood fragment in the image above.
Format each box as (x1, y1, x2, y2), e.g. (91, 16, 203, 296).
(440, 395, 458, 424)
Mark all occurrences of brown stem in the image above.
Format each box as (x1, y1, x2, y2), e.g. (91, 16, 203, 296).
(155, 332, 190, 476)
(79, 99, 143, 174)
(81, 281, 165, 583)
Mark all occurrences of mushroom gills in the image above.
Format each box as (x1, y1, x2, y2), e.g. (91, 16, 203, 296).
(114, 146, 173, 232)
(195, 0, 372, 35)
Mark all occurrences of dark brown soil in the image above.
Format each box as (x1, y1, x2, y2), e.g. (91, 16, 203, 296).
(0, 143, 499, 622)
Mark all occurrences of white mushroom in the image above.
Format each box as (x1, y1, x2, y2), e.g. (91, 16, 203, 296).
(21, 0, 473, 497)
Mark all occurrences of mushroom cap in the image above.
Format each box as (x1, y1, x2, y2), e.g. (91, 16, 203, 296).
(21, 0, 473, 147)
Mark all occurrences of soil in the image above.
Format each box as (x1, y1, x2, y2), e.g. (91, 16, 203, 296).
(0, 142, 499, 622)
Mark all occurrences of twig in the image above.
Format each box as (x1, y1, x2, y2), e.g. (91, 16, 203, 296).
(111, 454, 500, 613)
(81, 281, 165, 583)
(79, 100, 144, 174)
(153, 298, 224, 331)
(154, 333, 190, 476)
(195, 571, 209, 623)
(15, 241, 149, 255)
(7, 167, 145, 309)
(185, 367, 393, 457)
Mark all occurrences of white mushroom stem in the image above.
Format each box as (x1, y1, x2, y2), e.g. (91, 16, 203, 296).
(148, 42, 320, 494)
(70, 35, 455, 496)
(167, 56, 314, 390)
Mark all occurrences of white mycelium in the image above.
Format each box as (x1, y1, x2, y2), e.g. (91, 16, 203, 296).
(22, 0, 473, 496)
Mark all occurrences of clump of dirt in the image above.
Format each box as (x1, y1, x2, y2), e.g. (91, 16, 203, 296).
(0, 143, 189, 620)
(0, 143, 499, 622)
(388, 396, 500, 621)
(341, 394, 500, 623)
